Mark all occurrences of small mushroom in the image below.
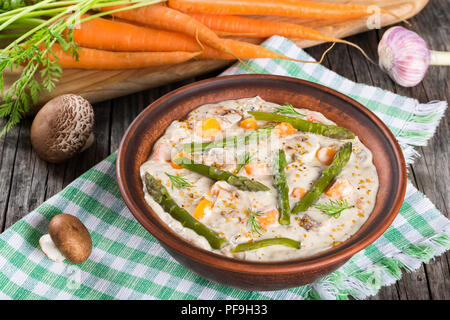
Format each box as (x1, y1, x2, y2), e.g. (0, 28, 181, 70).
(39, 214, 92, 263)
(31, 94, 95, 163)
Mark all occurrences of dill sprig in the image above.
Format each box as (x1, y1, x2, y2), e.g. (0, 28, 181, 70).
(236, 151, 252, 173)
(274, 103, 305, 116)
(165, 172, 193, 190)
(247, 208, 264, 236)
(313, 199, 354, 218)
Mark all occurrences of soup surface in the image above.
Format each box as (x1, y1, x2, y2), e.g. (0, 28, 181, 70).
(140, 96, 379, 261)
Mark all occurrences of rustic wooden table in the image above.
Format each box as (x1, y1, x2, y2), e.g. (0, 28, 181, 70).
(0, 0, 448, 299)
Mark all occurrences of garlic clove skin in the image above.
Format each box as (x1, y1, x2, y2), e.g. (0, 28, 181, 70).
(378, 26, 431, 87)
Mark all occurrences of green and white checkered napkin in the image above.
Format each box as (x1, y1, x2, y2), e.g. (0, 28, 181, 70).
(0, 36, 448, 300)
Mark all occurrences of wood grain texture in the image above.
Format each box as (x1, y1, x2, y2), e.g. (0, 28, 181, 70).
(3, 0, 428, 114)
(0, 0, 447, 299)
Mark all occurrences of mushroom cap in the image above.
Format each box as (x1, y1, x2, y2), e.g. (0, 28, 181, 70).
(48, 213, 92, 264)
(31, 94, 94, 163)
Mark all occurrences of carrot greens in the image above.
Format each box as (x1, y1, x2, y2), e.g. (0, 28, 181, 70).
(0, 0, 164, 136)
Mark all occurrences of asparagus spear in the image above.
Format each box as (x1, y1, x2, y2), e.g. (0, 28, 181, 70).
(248, 111, 355, 139)
(231, 237, 301, 253)
(144, 173, 226, 249)
(173, 157, 270, 192)
(182, 127, 273, 153)
(291, 142, 353, 215)
(273, 149, 290, 225)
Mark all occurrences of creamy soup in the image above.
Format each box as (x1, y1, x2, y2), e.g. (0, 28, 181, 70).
(140, 96, 379, 261)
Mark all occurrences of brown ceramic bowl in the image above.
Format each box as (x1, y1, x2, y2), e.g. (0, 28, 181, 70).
(116, 74, 407, 291)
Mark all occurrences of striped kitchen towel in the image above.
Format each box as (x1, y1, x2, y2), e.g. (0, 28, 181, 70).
(0, 36, 448, 300)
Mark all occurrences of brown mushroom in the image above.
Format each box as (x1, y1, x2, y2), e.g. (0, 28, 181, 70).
(39, 214, 92, 263)
(31, 94, 94, 163)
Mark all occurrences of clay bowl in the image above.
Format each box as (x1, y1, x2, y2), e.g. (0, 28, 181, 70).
(117, 74, 407, 291)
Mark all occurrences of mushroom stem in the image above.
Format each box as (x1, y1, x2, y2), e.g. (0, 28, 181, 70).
(430, 50, 450, 66)
(39, 234, 66, 263)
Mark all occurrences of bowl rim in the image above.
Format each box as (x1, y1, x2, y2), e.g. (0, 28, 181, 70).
(116, 74, 407, 275)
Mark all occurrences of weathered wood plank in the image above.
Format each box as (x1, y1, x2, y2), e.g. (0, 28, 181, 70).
(3, 118, 38, 229)
(0, 123, 21, 232)
(396, 0, 450, 301)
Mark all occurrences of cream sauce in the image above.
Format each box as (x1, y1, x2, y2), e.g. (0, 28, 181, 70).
(140, 96, 379, 261)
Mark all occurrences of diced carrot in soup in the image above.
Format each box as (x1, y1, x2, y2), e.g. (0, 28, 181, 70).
(273, 122, 297, 137)
(170, 161, 182, 169)
(239, 117, 258, 130)
(291, 187, 307, 199)
(316, 147, 337, 165)
(195, 118, 221, 138)
(193, 199, 213, 220)
(257, 209, 279, 227)
(244, 162, 269, 176)
(170, 152, 191, 170)
(326, 178, 354, 200)
(170, 152, 190, 169)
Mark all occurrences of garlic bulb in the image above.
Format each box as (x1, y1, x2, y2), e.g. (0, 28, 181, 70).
(378, 26, 450, 87)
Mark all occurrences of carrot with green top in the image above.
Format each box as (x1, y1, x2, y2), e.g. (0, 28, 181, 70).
(50, 44, 200, 69)
(71, 16, 323, 63)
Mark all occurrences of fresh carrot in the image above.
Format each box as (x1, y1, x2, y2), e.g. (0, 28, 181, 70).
(101, 4, 231, 55)
(100, 4, 321, 67)
(168, 0, 374, 20)
(187, 13, 374, 61)
(50, 44, 200, 69)
(72, 15, 208, 53)
(207, 38, 320, 62)
(169, 0, 408, 23)
(71, 16, 320, 63)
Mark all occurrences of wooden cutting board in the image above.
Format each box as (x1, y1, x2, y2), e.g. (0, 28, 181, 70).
(4, 0, 429, 114)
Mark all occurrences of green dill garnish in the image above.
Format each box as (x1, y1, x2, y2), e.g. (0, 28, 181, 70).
(274, 103, 305, 116)
(165, 172, 193, 190)
(247, 208, 264, 236)
(313, 199, 354, 218)
(236, 151, 252, 173)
